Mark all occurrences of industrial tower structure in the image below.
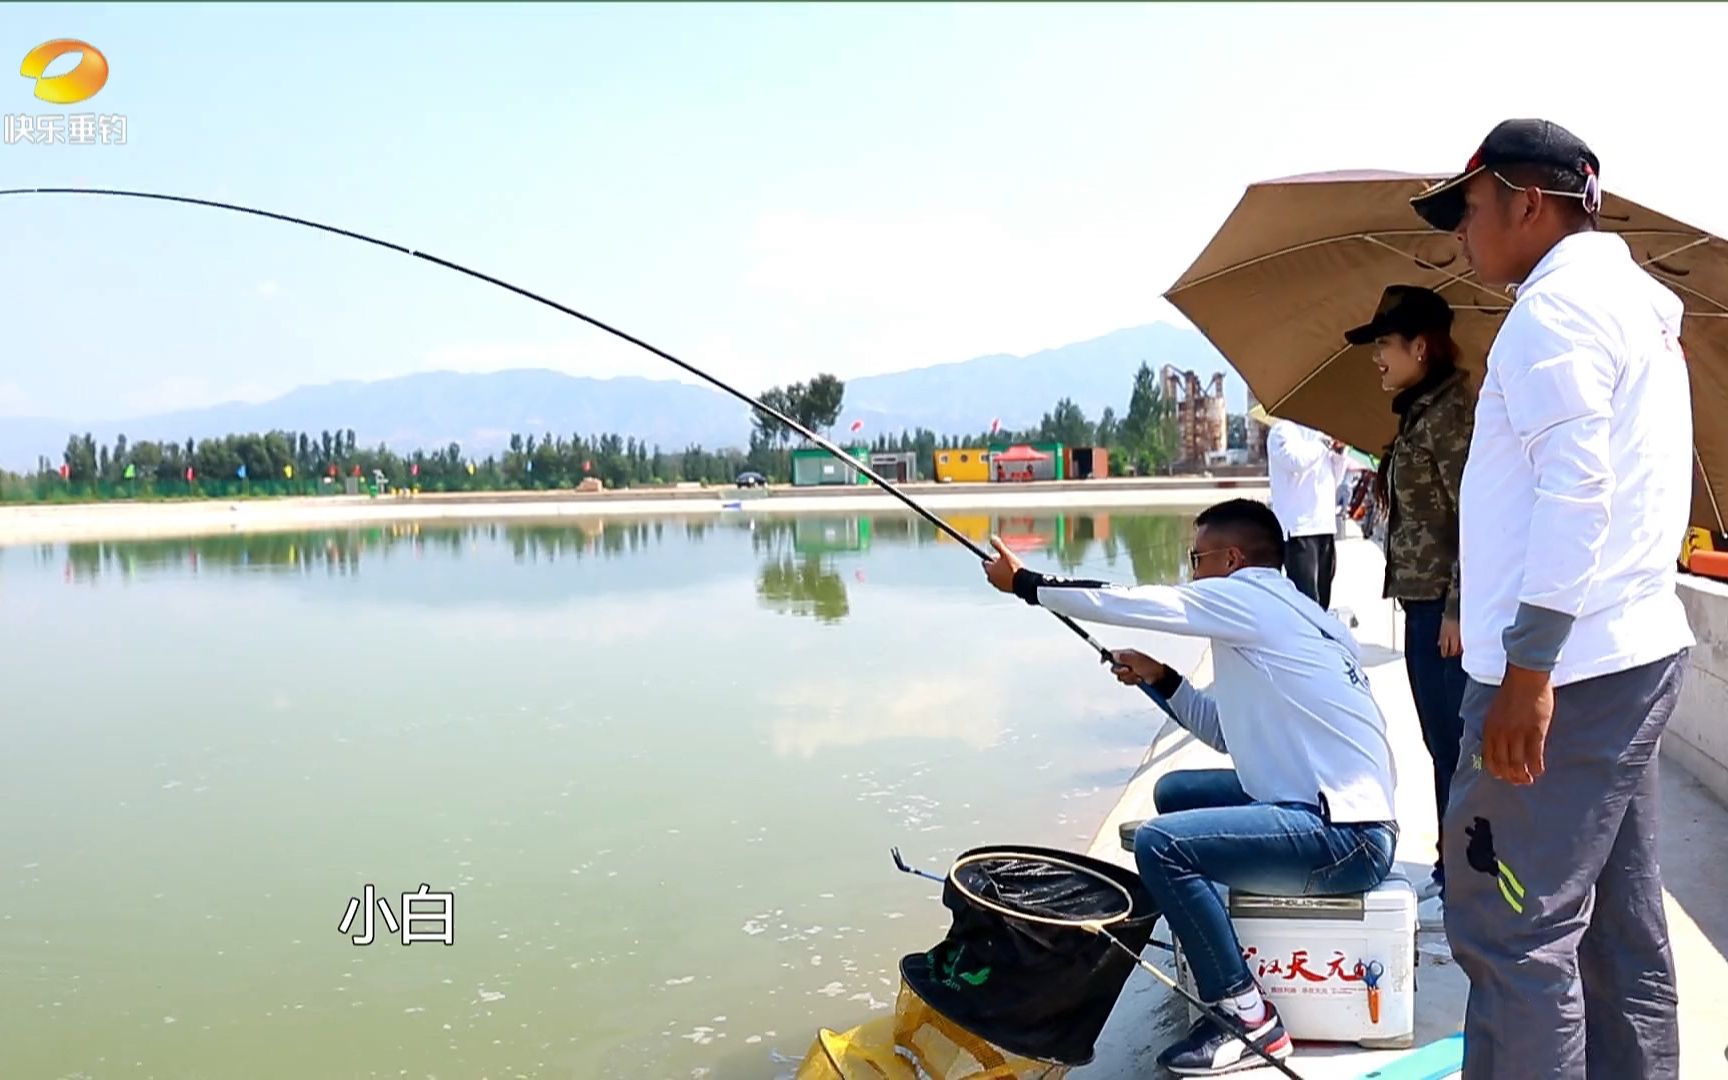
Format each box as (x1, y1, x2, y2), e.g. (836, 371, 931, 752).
(1160, 366, 1228, 470)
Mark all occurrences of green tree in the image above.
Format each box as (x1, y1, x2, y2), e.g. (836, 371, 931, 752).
(62, 433, 98, 483)
(1038, 397, 1094, 447)
(797, 373, 846, 435)
(1096, 406, 1119, 448)
(1120, 363, 1179, 476)
(752, 386, 796, 447)
(751, 375, 845, 446)
(130, 439, 163, 484)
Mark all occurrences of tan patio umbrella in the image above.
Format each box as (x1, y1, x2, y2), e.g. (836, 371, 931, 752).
(1164, 169, 1728, 533)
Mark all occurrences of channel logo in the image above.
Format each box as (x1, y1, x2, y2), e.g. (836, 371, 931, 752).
(20, 38, 109, 105)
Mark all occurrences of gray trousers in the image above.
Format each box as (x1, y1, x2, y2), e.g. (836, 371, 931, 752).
(1443, 651, 1686, 1080)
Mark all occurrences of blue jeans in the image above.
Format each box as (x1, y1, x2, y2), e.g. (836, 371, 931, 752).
(1133, 769, 1397, 1003)
(1401, 598, 1467, 887)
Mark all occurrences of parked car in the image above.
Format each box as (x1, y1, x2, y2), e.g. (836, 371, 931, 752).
(735, 471, 767, 488)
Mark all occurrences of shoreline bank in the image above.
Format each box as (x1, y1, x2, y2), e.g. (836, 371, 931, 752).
(0, 476, 1270, 546)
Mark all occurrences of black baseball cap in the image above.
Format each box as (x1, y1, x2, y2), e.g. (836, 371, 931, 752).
(1344, 285, 1454, 345)
(1410, 118, 1601, 232)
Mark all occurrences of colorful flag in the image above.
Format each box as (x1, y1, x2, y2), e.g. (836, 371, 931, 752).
(123, 463, 136, 479)
(352, 465, 361, 477)
(186, 467, 195, 482)
(58, 463, 70, 479)
(467, 461, 477, 475)
(236, 464, 248, 480)
(328, 464, 338, 478)
(410, 462, 419, 477)
(990, 417, 1001, 435)
(284, 464, 294, 478)
(850, 419, 864, 433)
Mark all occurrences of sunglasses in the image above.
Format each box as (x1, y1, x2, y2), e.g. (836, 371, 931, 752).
(1187, 547, 1235, 569)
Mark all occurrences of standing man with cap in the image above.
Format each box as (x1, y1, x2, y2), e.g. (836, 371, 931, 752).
(1410, 119, 1695, 1079)
(1267, 418, 1349, 610)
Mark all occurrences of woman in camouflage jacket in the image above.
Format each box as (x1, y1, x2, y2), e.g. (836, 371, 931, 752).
(1345, 285, 1475, 902)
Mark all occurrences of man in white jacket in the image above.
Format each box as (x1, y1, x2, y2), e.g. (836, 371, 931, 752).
(1410, 118, 1695, 1079)
(983, 497, 1398, 1077)
(1267, 418, 1349, 609)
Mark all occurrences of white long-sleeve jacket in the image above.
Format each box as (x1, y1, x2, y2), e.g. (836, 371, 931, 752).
(1013, 565, 1397, 824)
(1459, 231, 1696, 687)
(1268, 420, 1346, 539)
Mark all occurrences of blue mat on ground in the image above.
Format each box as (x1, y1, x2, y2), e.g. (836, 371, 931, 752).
(1354, 1033, 1463, 1079)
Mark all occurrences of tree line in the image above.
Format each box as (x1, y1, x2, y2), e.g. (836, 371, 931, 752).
(57, 512, 1193, 616)
(0, 362, 1225, 503)
(870, 363, 1191, 477)
(0, 427, 782, 502)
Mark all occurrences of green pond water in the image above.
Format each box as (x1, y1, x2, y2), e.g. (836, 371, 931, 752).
(0, 509, 1206, 1079)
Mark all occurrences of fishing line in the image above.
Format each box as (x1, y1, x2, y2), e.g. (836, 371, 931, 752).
(1086, 927, 1305, 1080)
(1, 186, 1114, 661)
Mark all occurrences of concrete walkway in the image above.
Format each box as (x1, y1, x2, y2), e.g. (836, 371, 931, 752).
(1073, 533, 1728, 1079)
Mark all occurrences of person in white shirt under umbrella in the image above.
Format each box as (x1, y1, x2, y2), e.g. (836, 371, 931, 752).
(1409, 118, 1696, 1080)
(1266, 417, 1350, 610)
(982, 497, 1399, 1077)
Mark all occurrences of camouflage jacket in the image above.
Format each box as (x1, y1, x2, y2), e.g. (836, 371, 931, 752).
(1381, 369, 1474, 618)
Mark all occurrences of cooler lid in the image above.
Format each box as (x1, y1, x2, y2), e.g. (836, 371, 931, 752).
(1226, 876, 1415, 921)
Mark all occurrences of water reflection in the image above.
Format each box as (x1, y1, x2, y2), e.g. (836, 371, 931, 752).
(39, 519, 682, 583)
(756, 556, 851, 624)
(1099, 512, 1189, 584)
(33, 509, 1189, 607)
(748, 517, 873, 623)
(1, 504, 1199, 1080)
(936, 511, 1188, 579)
(503, 519, 666, 561)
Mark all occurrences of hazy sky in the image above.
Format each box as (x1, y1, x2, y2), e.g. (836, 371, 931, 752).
(3, 2, 1726, 421)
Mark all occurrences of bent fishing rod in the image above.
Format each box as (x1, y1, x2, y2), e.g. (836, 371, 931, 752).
(1, 186, 1114, 662)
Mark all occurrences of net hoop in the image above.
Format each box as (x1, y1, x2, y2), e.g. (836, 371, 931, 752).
(948, 849, 1135, 931)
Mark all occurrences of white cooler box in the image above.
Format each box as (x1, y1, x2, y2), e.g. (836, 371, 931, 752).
(1172, 875, 1418, 1049)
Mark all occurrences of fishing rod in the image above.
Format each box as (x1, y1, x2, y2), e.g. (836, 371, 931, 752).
(1, 186, 1114, 662)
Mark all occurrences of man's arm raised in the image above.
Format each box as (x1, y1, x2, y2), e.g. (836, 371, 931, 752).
(993, 547, 1264, 648)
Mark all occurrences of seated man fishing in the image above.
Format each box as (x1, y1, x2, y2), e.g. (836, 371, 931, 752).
(982, 498, 1398, 1076)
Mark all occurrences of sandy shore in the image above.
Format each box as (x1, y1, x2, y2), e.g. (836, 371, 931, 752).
(0, 476, 1270, 546)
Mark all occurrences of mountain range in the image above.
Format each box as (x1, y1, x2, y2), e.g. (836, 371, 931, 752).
(0, 323, 1240, 470)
